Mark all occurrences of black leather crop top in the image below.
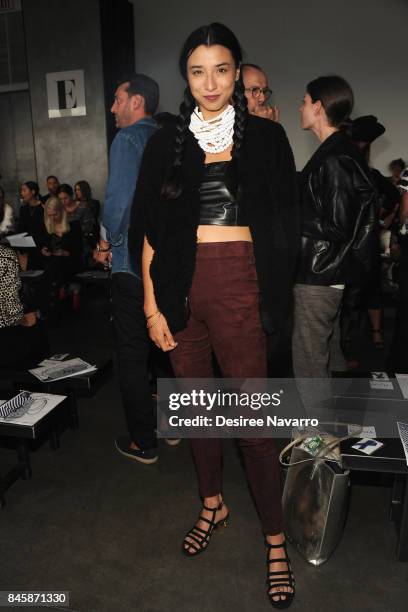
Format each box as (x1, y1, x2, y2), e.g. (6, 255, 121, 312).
(198, 161, 248, 226)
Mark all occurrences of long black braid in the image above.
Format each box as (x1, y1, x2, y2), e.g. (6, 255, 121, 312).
(161, 86, 195, 200)
(231, 76, 248, 158)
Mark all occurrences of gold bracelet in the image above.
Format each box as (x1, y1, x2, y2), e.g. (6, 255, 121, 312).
(148, 311, 161, 324)
(146, 309, 160, 321)
(147, 312, 162, 329)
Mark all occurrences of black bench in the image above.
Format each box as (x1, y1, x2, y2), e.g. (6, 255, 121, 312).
(0, 394, 70, 507)
(341, 436, 408, 561)
(333, 373, 408, 561)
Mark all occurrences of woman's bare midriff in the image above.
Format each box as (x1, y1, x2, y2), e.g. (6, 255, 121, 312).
(196, 225, 252, 243)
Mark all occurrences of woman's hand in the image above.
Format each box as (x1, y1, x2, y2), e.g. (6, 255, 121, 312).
(20, 312, 37, 327)
(148, 312, 177, 352)
(41, 247, 51, 257)
(54, 249, 70, 257)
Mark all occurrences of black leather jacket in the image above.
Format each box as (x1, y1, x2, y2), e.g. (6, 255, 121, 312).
(296, 131, 378, 286)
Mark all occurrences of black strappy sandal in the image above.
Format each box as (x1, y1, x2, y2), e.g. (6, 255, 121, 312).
(182, 500, 229, 557)
(266, 540, 295, 609)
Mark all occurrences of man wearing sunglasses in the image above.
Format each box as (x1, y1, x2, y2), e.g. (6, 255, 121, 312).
(241, 63, 279, 122)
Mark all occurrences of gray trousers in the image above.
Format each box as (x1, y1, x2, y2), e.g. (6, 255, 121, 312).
(292, 284, 345, 411)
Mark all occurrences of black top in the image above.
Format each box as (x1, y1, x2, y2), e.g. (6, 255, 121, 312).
(37, 220, 83, 269)
(296, 131, 378, 286)
(17, 203, 45, 270)
(17, 203, 44, 238)
(199, 161, 247, 226)
(40, 193, 52, 204)
(370, 168, 400, 212)
(89, 198, 101, 221)
(129, 115, 299, 335)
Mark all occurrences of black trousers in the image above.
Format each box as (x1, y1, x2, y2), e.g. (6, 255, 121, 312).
(111, 272, 156, 449)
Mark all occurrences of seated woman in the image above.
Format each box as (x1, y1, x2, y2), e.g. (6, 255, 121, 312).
(0, 244, 48, 369)
(39, 197, 83, 310)
(74, 180, 100, 223)
(17, 181, 44, 270)
(0, 185, 15, 240)
(59, 183, 97, 267)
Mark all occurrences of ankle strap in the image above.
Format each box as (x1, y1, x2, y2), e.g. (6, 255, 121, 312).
(266, 540, 287, 549)
(203, 500, 223, 512)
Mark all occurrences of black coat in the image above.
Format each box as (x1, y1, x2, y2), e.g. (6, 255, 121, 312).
(296, 131, 378, 286)
(17, 203, 45, 270)
(17, 203, 44, 235)
(129, 115, 299, 335)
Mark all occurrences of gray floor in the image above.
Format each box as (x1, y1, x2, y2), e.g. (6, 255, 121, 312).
(1, 290, 408, 612)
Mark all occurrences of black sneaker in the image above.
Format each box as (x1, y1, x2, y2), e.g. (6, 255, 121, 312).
(115, 437, 158, 464)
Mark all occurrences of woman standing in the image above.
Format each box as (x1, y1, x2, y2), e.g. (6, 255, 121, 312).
(350, 115, 400, 350)
(129, 23, 298, 608)
(293, 76, 377, 384)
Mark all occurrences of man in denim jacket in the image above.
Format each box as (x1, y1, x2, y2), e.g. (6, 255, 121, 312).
(96, 74, 159, 463)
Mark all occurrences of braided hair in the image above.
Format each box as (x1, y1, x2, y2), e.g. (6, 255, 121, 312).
(161, 23, 248, 201)
(232, 79, 247, 154)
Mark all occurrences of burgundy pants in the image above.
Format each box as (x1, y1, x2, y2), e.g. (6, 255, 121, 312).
(170, 242, 283, 535)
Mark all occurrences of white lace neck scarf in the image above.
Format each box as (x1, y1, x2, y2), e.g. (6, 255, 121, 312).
(189, 104, 235, 153)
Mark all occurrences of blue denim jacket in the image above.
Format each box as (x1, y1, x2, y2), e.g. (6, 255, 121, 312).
(102, 117, 157, 277)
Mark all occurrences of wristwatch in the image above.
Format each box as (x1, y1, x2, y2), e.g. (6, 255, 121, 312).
(96, 243, 110, 253)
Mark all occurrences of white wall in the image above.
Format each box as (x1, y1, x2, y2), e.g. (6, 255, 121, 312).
(133, 0, 408, 173)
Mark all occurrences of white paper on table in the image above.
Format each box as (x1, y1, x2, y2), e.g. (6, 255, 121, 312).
(20, 270, 44, 278)
(347, 424, 377, 438)
(29, 358, 97, 382)
(38, 354, 70, 367)
(369, 371, 394, 390)
(0, 392, 66, 426)
(6, 232, 26, 240)
(7, 232, 36, 248)
(371, 372, 390, 380)
(351, 438, 384, 455)
(395, 374, 408, 400)
(397, 422, 408, 466)
(38, 359, 63, 367)
(48, 353, 70, 361)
